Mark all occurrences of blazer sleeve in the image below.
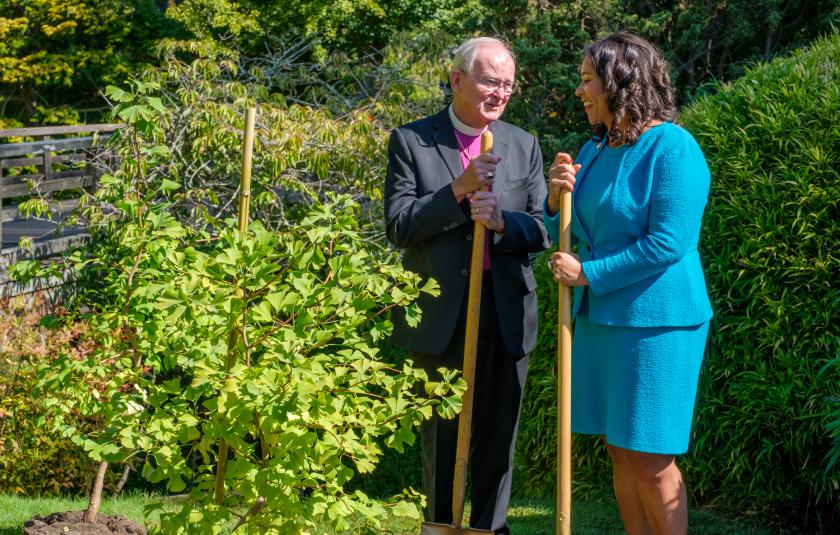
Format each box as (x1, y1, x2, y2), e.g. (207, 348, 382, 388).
(492, 135, 550, 255)
(543, 202, 559, 244)
(582, 136, 711, 296)
(384, 127, 470, 248)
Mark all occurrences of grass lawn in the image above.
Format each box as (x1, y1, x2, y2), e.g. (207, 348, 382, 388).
(0, 494, 772, 534)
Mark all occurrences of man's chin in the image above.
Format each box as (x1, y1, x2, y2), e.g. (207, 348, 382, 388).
(480, 110, 504, 123)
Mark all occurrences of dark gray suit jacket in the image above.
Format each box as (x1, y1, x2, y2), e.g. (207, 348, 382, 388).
(384, 108, 549, 357)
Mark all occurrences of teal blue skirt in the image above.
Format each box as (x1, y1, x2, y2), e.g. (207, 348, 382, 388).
(571, 309, 709, 455)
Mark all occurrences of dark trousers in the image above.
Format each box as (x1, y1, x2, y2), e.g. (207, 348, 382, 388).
(410, 275, 529, 534)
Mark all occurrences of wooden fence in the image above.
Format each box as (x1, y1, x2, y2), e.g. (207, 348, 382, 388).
(0, 124, 123, 296)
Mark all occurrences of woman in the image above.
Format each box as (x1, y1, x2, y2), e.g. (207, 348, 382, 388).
(545, 32, 713, 534)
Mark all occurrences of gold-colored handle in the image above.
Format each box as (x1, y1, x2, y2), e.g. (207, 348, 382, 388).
(557, 189, 572, 535)
(452, 129, 494, 528)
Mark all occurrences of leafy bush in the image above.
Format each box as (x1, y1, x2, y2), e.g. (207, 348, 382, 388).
(11, 67, 462, 532)
(164, 0, 491, 61)
(84, 41, 446, 237)
(681, 31, 839, 524)
(0, 295, 94, 495)
(515, 32, 840, 529)
(0, 0, 180, 123)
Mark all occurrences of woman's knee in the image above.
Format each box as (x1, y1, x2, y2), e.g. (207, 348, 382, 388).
(605, 442, 630, 464)
(608, 446, 676, 482)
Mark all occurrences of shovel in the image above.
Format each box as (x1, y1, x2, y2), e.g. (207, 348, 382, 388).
(556, 185, 573, 535)
(420, 130, 495, 535)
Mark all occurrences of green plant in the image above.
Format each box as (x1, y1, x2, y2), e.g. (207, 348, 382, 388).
(681, 31, 840, 521)
(84, 42, 447, 237)
(515, 32, 840, 529)
(11, 76, 462, 533)
(164, 0, 488, 61)
(826, 355, 840, 472)
(0, 0, 180, 123)
(0, 296, 94, 496)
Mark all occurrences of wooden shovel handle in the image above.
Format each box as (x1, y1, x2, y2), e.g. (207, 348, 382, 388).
(452, 129, 494, 528)
(557, 189, 573, 535)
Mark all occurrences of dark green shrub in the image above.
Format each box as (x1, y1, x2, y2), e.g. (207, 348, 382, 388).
(514, 32, 840, 529)
(681, 31, 839, 524)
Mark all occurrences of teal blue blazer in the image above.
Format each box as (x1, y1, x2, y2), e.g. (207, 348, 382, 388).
(545, 122, 713, 327)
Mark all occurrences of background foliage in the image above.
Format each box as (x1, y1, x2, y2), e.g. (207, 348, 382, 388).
(517, 33, 840, 530)
(9, 79, 465, 532)
(0, 0, 179, 126)
(94, 39, 445, 236)
(2, 0, 840, 532)
(3, 0, 838, 130)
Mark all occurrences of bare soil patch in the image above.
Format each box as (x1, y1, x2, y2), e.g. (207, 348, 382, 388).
(23, 511, 146, 535)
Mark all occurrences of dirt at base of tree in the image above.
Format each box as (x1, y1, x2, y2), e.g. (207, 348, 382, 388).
(23, 511, 146, 535)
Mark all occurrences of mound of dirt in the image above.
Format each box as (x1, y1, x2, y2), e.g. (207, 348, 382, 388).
(23, 511, 146, 535)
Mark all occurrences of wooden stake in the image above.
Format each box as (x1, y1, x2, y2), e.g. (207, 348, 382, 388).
(214, 106, 257, 504)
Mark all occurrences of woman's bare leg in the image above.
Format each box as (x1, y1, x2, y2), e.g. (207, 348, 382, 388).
(613, 445, 688, 535)
(607, 444, 652, 535)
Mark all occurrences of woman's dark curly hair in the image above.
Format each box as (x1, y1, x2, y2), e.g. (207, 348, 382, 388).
(585, 32, 678, 146)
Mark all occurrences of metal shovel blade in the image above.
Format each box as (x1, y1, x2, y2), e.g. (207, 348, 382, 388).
(420, 521, 493, 534)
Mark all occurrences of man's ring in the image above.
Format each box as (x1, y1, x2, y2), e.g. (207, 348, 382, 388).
(472, 207, 478, 215)
(486, 171, 495, 179)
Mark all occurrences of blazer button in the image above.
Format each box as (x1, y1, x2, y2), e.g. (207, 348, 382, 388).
(586, 245, 592, 252)
(466, 234, 473, 241)
(461, 268, 468, 276)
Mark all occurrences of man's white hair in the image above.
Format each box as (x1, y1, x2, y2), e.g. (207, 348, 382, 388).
(451, 37, 516, 73)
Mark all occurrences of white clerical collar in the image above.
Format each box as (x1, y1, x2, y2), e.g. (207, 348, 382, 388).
(449, 105, 486, 137)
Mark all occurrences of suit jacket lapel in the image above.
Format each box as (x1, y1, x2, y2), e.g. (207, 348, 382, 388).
(572, 139, 607, 245)
(432, 108, 510, 192)
(432, 110, 462, 181)
(489, 123, 508, 192)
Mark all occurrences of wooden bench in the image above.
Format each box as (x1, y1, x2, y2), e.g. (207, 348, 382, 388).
(0, 124, 122, 296)
(0, 124, 122, 257)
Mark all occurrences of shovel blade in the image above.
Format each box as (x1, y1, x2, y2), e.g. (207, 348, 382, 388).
(420, 521, 494, 535)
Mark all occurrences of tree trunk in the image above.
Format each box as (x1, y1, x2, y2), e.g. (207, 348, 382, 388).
(83, 461, 108, 523)
(115, 463, 131, 495)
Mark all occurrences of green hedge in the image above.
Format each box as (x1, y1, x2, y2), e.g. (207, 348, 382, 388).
(515, 32, 840, 528)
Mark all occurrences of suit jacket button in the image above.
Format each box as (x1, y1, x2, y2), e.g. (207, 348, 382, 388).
(466, 234, 472, 241)
(461, 268, 468, 276)
(586, 245, 592, 252)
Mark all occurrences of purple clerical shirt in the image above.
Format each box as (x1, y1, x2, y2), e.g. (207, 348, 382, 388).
(454, 129, 492, 271)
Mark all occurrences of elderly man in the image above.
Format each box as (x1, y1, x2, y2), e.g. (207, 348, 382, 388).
(384, 37, 548, 534)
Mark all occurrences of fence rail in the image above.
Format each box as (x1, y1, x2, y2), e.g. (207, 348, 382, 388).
(0, 123, 123, 297)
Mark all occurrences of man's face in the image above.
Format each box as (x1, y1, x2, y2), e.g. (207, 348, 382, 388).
(450, 44, 516, 128)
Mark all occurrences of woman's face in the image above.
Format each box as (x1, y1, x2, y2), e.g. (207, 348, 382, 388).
(575, 56, 612, 128)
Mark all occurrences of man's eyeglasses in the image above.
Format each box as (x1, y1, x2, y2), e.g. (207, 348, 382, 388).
(461, 71, 517, 95)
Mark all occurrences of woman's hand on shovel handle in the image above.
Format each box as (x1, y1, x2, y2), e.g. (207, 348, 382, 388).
(549, 251, 588, 286)
(548, 152, 580, 215)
